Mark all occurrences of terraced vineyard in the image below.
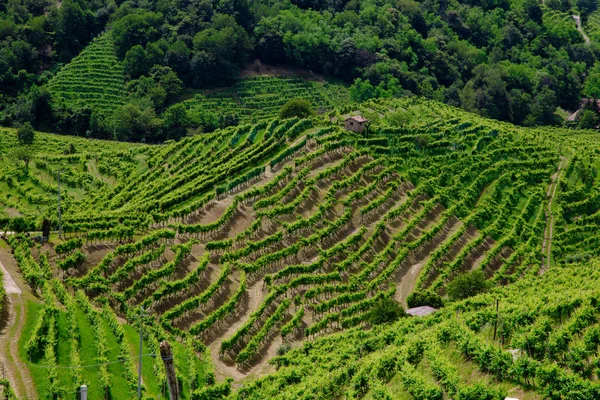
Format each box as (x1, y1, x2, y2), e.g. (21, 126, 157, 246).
(2, 96, 574, 399)
(550, 129, 600, 265)
(0, 128, 148, 223)
(585, 10, 600, 42)
(542, 8, 582, 43)
(45, 32, 127, 117)
(235, 257, 600, 399)
(183, 76, 350, 124)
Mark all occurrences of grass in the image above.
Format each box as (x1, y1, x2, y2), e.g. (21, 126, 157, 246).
(16, 298, 211, 400)
(17, 300, 44, 398)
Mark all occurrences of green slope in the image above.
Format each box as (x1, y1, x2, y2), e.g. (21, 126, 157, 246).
(46, 32, 127, 118)
(5, 97, 600, 399)
(233, 258, 600, 400)
(182, 76, 350, 125)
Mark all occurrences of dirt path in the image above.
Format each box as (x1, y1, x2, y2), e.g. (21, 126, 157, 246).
(541, 156, 567, 273)
(208, 280, 267, 383)
(573, 15, 590, 45)
(0, 257, 36, 400)
(395, 219, 463, 307)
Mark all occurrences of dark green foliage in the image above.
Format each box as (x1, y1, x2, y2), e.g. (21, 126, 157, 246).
(407, 290, 444, 309)
(0, 0, 597, 141)
(369, 297, 405, 325)
(447, 270, 489, 301)
(17, 122, 35, 145)
(162, 104, 191, 140)
(579, 110, 599, 129)
(279, 99, 314, 119)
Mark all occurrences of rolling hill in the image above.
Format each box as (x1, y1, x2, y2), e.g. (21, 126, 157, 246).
(1, 97, 599, 399)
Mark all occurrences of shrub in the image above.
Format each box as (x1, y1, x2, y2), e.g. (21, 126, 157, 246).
(277, 343, 292, 356)
(369, 297, 405, 325)
(407, 290, 444, 308)
(17, 122, 35, 145)
(447, 270, 489, 301)
(279, 98, 313, 119)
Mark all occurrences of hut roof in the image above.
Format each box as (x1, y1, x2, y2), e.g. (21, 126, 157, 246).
(406, 306, 438, 317)
(346, 115, 368, 123)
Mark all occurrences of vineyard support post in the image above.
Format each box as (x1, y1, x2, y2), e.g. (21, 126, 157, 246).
(56, 170, 64, 239)
(137, 306, 148, 398)
(160, 341, 179, 400)
(493, 298, 499, 341)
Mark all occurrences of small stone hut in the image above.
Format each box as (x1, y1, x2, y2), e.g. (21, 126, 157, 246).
(344, 115, 368, 133)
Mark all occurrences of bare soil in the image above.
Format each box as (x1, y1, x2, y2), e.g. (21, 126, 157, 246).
(0, 247, 37, 400)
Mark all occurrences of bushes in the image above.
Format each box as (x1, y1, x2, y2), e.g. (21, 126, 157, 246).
(17, 122, 35, 145)
(57, 251, 86, 270)
(279, 98, 314, 119)
(55, 238, 83, 255)
(407, 290, 444, 308)
(447, 270, 489, 301)
(369, 297, 405, 325)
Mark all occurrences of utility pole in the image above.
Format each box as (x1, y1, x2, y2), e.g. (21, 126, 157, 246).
(138, 306, 148, 399)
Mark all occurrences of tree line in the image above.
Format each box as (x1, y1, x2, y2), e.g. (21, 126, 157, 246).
(2, 0, 600, 141)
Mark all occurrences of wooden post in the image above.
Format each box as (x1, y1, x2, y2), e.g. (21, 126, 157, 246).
(493, 298, 499, 341)
(160, 341, 179, 400)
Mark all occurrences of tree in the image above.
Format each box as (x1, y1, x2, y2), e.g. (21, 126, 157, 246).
(369, 297, 405, 325)
(279, 99, 313, 119)
(584, 63, 600, 98)
(192, 13, 252, 86)
(112, 103, 163, 142)
(162, 104, 190, 140)
(150, 66, 183, 100)
(577, 0, 597, 17)
(127, 76, 168, 109)
(386, 110, 411, 128)
(447, 270, 489, 301)
(123, 45, 148, 79)
(350, 78, 375, 103)
(12, 146, 32, 168)
(52, 0, 90, 61)
(17, 122, 34, 145)
(460, 64, 513, 122)
(526, 86, 558, 126)
(406, 290, 444, 308)
(164, 40, 191, 79)
(578, 109, 599, 129)
(112, 11, 163, 58)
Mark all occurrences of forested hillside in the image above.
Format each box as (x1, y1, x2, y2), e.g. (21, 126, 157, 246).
(2, 0, 600, 142)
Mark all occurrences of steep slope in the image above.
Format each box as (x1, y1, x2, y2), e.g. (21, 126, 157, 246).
(232, 258, 600, 400)
(4, 97, 597, 398)
(46, 32, 127, 118)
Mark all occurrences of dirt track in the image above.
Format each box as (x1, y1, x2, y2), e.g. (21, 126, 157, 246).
(0, 251, 37, 400)
(541, 156, 567, 273)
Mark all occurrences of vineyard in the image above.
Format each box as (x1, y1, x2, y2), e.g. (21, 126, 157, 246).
(235, 257, 600, 399)
(182, 76, 349, 125)
(45, 32, 127, 118)
(584, 10, 600, 42)
(5, 96, 600, 398)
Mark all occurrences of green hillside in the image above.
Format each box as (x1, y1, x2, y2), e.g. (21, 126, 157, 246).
(182, 76, 350, 125)
(46, 32, 127, 118)
(236, 259, 600, 400)
(4, 97, 600, 399)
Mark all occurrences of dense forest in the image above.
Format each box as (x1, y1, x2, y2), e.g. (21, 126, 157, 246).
(2, 0, 600, 141)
